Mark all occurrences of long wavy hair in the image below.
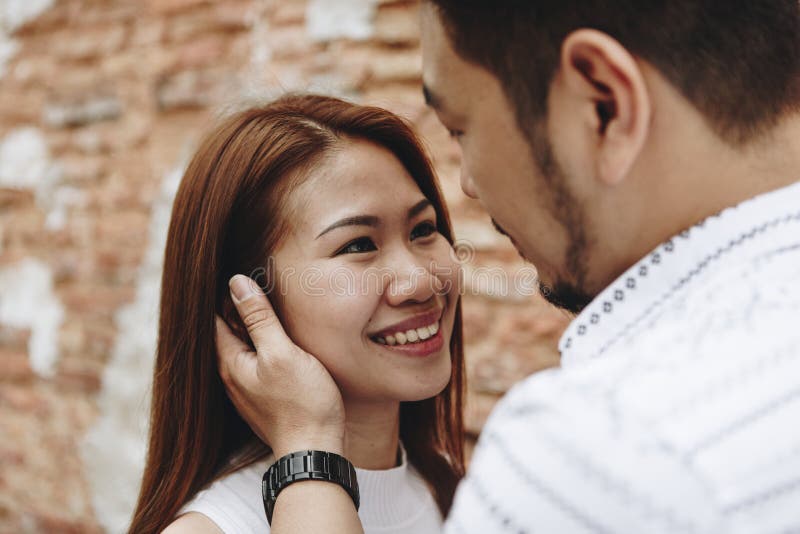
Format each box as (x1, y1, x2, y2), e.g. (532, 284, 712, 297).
(129, 94, 466, 533)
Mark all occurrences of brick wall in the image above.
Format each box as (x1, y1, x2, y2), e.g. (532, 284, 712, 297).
(0, 1, 567, 531)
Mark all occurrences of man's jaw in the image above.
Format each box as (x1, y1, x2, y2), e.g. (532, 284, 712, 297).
(539, 280, 593, 316)
(491, 217, 530, 261)
(491, 217, 593, 313)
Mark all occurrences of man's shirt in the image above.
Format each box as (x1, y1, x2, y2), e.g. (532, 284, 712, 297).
(446, 182, 800, 533)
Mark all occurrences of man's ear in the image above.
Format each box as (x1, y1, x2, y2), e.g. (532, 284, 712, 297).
(559, 29, 651, 185)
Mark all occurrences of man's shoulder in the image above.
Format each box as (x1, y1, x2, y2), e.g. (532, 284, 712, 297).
(453, 248, 800, 533)
(454, 367, 724, 533)
(490, 242, 800, 443)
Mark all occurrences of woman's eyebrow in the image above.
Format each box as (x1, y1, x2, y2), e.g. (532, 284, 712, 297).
(408, 198, 433, 220)
(315, 199, 433, 240)
(316, 215, 380, 239)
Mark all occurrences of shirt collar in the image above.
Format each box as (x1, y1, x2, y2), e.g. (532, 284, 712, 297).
(354, 441, 439, 527)
(558, 181, 800, 366)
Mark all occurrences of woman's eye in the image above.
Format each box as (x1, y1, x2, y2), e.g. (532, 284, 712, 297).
(448, 129, 464, 140)
(336, 237, 377, 255)
(411, 221, 438, 241)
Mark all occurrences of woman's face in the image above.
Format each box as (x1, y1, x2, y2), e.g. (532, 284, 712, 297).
(270, 138, 461, 403)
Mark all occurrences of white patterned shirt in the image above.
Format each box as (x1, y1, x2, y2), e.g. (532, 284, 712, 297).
(446, 181, 800, 533)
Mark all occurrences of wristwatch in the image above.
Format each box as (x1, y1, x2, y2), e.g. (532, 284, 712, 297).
(262, 450, 360, 525)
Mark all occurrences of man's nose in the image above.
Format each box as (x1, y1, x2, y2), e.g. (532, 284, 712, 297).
(460, 166, 479, 199)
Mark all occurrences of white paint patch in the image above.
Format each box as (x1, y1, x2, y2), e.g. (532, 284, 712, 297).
(81, 163, 184, 533)
(0, 0, 54, 78)
(0, 0, 54, 32)
(239, 1, 276, 102)
(0, 128, 83, 231)
(306, 0, 378, 42)
(0, 127, 51, 190)
(0, 258, 64, 376)
(0, 34, 19, 78)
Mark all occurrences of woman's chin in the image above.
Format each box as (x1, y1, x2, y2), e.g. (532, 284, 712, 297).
(400, 363, 453, 402)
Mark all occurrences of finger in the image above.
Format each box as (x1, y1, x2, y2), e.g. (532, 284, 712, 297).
(215, 314, 250, 356)
(228, 274, 292, 356)
(215, 315, 244, 384)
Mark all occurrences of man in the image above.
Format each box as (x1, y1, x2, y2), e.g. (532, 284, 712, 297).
(218, 1, 800, 531)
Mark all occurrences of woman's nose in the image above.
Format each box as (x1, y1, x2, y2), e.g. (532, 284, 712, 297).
(384, 249, 442, 306)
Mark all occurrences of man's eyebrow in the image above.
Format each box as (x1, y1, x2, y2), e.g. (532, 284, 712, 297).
(316, 215, 380, 239)
(422, 84, 442, 111)
(315, 199, 433, 240)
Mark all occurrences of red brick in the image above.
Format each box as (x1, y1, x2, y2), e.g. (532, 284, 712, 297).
(130, 18, 166, 48)
(0, 350, 35, 383)
(11, 2, 70, 35)
(0, 190, 35, 210)
(174, 34, 228, 70)
(373, 4, 420, 45)
(0, 386, 51, 416)
(55, 358, 104, 393)
(267, 25, 316, 60)
(58, 155, 106, 184)
(369, 50, 421, 83)
(272, 3, 306, 25)
(165, 3, 252, 42)
(74, 3, 140, 26)
(59, 283, 135, 315)
(465, 390, 501, 437)
(8, 55, 59, 88)
(0, 90, 46, 125)
(55, 26, 128, 61)
(461, 297, 494, 342)
(147, 0, 214, 15)
(155, 68, 233, 110)
(33, 514, 103, 534)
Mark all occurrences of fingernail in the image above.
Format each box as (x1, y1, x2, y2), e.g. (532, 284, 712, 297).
(229, 275, 258, 303)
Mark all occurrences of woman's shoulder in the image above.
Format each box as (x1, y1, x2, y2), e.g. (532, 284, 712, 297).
(162, 511, 223, 534)
(175, 456, 274, 534)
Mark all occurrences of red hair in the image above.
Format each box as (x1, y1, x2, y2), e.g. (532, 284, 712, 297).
(129, 94, 465, 533)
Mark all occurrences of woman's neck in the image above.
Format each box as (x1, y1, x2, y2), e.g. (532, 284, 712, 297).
(341, 398, 401, 470)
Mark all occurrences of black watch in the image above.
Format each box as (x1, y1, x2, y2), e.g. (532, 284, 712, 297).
(262, 450, 360, 525)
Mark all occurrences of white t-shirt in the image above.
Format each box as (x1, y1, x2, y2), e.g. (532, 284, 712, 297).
(445, 181, 800, 533)
(180, 445, 443, 533)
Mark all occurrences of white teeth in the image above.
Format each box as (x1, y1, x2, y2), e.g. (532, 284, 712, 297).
(373, 320, 440, 347)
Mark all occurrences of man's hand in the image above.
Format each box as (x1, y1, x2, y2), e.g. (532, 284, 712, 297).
(216, 274, 346, 459)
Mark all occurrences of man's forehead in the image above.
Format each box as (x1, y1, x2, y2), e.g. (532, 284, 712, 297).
(419, 1, 452, 76)
(420, 8, 462, 113)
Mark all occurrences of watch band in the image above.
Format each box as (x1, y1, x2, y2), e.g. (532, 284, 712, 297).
(262, 450, 360, 525)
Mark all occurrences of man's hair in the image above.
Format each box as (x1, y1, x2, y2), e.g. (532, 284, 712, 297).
(427, 0, 800, 145)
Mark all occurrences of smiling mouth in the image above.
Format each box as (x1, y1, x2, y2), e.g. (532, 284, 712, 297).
(370, 319, 440, 346)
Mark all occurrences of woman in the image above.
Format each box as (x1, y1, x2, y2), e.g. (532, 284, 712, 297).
(128, 94, 466, 533)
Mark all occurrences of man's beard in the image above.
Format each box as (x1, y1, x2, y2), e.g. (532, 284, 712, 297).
(492, 215, 592, 314)
(491, 126, 594, 316)
(538, 280, 592, 315)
